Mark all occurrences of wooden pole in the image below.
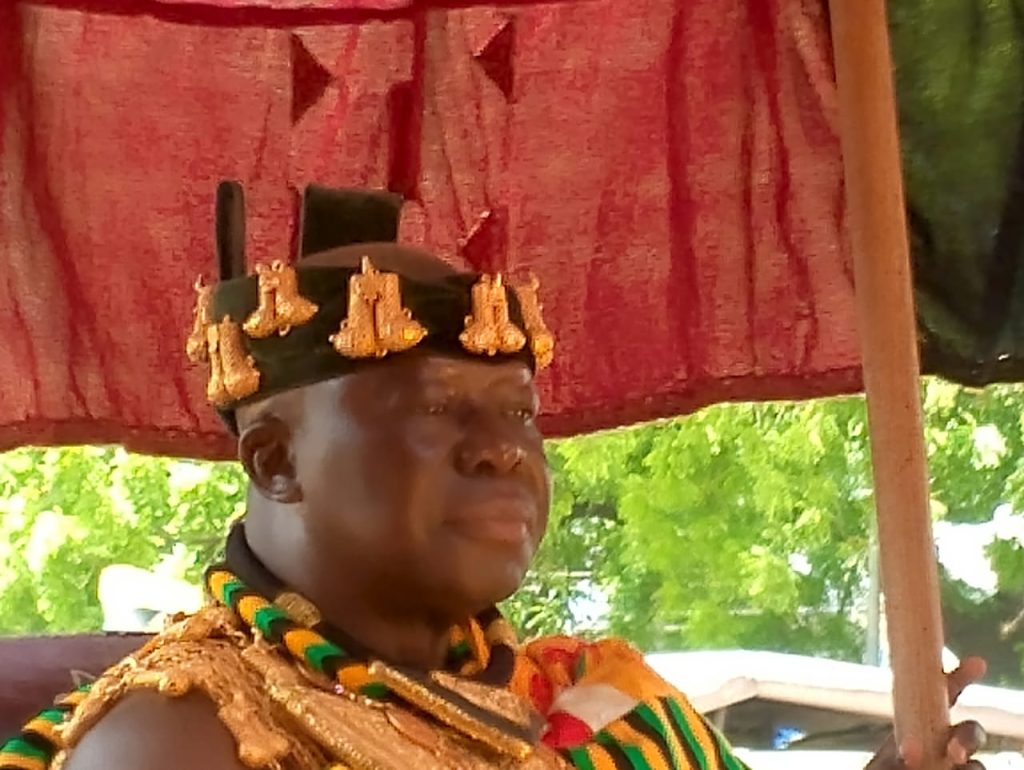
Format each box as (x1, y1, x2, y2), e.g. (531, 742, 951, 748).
(827, 2, 951, 768)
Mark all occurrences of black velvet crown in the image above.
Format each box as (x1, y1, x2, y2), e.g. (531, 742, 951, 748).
(185, 181, 553, 433)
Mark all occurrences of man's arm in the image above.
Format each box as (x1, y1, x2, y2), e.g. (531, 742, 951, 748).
(61, 690, 248, 770)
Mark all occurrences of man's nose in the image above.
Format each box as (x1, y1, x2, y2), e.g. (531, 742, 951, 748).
(454, 415, 526, 476)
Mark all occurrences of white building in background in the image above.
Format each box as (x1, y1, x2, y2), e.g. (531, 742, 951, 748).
(648, 650, 1024, 770)
(97, 564, 203, 632)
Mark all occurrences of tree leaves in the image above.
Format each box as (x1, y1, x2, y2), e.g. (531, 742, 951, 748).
(1, 381, 1023, 684)
(0, 448, 240, 633)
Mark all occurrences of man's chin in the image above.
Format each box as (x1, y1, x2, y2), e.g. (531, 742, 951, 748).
(428, 560, 530, 617)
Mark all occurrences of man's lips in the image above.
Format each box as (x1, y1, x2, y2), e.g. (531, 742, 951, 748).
(445, 493, 537, 545)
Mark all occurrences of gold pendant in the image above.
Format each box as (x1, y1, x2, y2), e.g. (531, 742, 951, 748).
(331, 258, 427, 359)
(511, 276, 554, 370)
(239, 638, 568, 770)
(367, 662, 542, 761)
(460, 275, 527, 357)
(244, 261, 319, 339)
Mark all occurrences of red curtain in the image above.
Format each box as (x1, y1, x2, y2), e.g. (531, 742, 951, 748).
(0, 0, 858, 459)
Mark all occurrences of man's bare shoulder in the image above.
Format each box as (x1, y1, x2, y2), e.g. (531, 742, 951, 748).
(61, 690, 247, 770)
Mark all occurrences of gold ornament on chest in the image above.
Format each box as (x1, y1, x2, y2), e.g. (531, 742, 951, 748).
(243, 643, 568, 770)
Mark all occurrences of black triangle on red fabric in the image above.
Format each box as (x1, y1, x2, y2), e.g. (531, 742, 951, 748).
(474, 20, 514, 101)
(291, 34, 334, 125)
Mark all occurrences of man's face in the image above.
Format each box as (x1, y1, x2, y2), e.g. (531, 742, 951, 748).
(290, 351, 550, 619)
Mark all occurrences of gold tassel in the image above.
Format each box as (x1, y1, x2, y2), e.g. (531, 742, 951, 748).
(331, 258, 427, 358)
(511, 275, 555, 369)
(206, 318, 260, 406)
(218, 318, 261, 400)
(186, 277, 213, 363)
(460, 274, 526, 357)
(244, 261, 319, 339)
(374, 271, 430, 352)
(205, 323, 229, 406)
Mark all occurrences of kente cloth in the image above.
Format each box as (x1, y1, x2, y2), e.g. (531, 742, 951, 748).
(0, 621, 751, 770)
(1, 543, 750, 770)
(512, 638, 751, 770)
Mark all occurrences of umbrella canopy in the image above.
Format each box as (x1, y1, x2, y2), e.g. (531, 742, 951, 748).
(3, 0, 1019, 458)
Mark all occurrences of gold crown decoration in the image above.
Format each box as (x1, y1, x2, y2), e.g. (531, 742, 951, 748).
(206, 317, 261, 406)
(243, 261, 319, 339)
(460, 274, 527, 357)
(185, 259, 556, 412)
(510, 275, 555, 370)
(330, 257, 428, 359)
(186, 277, 214, 364)
(187, 277, 261, 406)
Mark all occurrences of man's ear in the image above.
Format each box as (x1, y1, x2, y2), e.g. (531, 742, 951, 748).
(238, 415, 303, 504)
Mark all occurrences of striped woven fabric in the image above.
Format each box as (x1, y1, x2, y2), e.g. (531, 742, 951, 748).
(513, 636, 750, 770)
(1, 572, 749, 770)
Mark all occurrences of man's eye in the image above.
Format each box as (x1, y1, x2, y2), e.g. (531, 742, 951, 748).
(509, 407, 536, 422)
(421, 402, 450, 416)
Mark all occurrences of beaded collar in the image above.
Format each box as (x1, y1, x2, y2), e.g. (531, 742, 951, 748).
(207, 524, 520, 700)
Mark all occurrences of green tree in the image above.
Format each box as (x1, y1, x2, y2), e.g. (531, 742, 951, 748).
(2, 381, 1024, 686)
(0, 447, 243, 634)
(507, 380, 1024, 683)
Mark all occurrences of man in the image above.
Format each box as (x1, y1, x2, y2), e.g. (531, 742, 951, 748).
(1, 183, 987, 770)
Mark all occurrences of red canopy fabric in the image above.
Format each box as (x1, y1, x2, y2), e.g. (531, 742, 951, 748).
(0, 0, 859, 459)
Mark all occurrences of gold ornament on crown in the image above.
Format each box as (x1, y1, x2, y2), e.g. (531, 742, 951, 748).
(186, 277, 214, 363)
(510, 275, 555, 370)
(244, 261, 319, 339)
(186, 277, 261, 406)
(206, 317, 261, 406)
(460, 274, 527, 357)
(330, 258, 427, 359)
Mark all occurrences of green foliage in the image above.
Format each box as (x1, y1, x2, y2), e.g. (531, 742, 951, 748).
(507, 381, 1024, 683)
(506, 397, 875, 660)
(0, 447, 243, 634)
(2, 381, 1024, 684)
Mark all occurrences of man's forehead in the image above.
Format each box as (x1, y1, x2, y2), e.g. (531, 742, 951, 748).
(353, 351, 536, 389)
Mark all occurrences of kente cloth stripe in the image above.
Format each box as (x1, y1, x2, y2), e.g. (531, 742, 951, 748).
(209, 569, 349, 677)
(617, 708, 676, 770)
(600, 732, 653, 770)
(565, 743, 622, 770)
(710, 729, 749, 770)
(652, 699, 705, 770)
(665, 698, 718, 769)
(567, 700, 727, 770)
(565, 747, 598, 770)
(592, 730, 644, 769)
